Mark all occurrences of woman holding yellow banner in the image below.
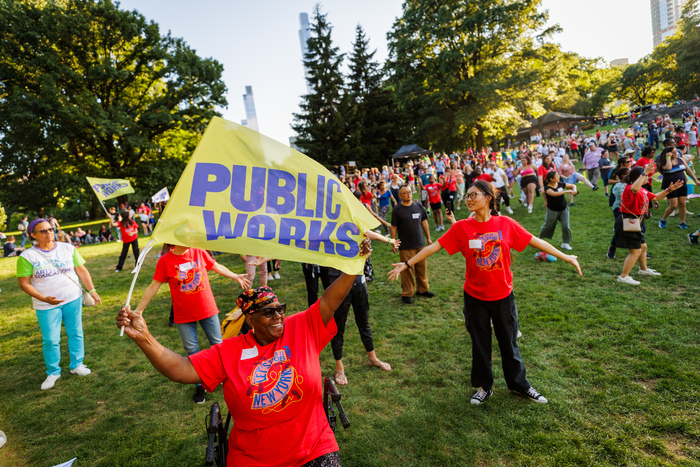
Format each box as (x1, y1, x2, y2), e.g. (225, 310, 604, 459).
(117, 238, 371, 466)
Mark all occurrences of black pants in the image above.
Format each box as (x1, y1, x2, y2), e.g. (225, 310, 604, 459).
(442, 190, 456, 213)
(463, 291, 529, 392)
(116, 239, 139, 271)
(330, 276, 374, 361)
(301, 265, 330, 308)
(496, 186, 510, 207)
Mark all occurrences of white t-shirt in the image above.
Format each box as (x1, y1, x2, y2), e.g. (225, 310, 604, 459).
(485, 168, 507, 188)
(17, 243, 85, 310)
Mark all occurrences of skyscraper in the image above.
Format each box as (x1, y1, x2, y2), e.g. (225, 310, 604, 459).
(241, 86, 259, 133)
(650, 0, 688, 47)
(298, 12, 312, 94)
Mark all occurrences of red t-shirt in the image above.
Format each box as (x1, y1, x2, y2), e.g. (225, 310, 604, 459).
(138, 205, 152, 216)
(537, 164, 557, 179)
(620, 185, 655, 216)
(438, 216, 532, 301)
(442, 175, 457, 192)
(474, 173, 493, 183)
(360, 191, 373, 206)
(635, 157, 655, 185)
(153, 248, 218, 323)
(119, 221, 139, 243)
(189, 302, 338, 467)
(425, 183, 442, 204)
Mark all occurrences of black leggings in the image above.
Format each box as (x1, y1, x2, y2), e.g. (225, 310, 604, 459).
(116, 239, 139, 271)
(330, 276, 374, 361)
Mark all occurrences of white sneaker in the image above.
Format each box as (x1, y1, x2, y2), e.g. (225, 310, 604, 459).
(70, 364, 91, 376)
(639, 268, 661, 276)
(617, 275, 640, 285)
(41, 374, 61, 390)
(517, 330, 523, 339)
(561, 243, 572, 250)
(267, 274, 274, 281)
(527, 205, 533, 213)
(435, 226, 441, 231)
(506, 207, 513, 214)
(274, 272, 281, 279)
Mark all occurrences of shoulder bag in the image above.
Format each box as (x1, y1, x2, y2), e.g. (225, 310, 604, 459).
(34, 249, 95, 306)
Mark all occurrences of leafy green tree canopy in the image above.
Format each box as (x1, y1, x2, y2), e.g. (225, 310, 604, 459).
(387, 0, 560, 150)
(0, 0, 227, 216)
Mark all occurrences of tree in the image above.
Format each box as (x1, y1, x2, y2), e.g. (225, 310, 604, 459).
(387, 0, 560, 150)
(652, 0, 700, 99)
(344, 25, 408, 167)
(291, 5, 348, 167)
(0, 0, 226, 216)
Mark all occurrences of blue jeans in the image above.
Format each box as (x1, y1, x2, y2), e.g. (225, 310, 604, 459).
(35, 297, 84, 375)
(175, 314, 222, 356)
(20, 232, 28, 248)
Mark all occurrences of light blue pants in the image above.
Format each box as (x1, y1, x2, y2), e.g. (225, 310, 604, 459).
(35, 297, 84, 375)
(175, 314, 222, 357)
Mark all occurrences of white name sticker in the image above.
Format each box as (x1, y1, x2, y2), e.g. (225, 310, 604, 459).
(469, 239, 483, 249)
(241, 347, 258, 360)
(178, 261, 196, 272)
(412, 213, 421, 219)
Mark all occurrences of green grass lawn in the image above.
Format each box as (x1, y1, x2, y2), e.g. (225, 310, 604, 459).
(1, 185, 699, 466)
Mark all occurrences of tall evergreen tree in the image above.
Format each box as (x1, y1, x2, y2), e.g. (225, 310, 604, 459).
(291, 5, 347, 167)
(344, 25, 408, 167)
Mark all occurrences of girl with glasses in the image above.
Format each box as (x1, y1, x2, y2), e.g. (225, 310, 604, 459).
(388, 181, 581, 406)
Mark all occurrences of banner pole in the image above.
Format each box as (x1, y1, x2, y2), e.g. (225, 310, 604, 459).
(120, 238, 157, 337)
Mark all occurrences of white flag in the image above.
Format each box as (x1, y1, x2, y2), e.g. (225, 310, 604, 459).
(151, 187, 170, 204)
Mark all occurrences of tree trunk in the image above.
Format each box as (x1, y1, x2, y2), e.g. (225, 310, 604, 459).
(475, 123, 486, 150)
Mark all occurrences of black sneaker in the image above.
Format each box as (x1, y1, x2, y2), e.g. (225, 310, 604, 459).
(470, 387, 493, 405)
(401, 296, 412, 304)
(606, 246, 616, 259)
(418, 291, 435, 298)
(514, 387, 548, 404)
(193, 385, 206, 404)
(592, 186, 600, 191)
(689, 234, 699, 245)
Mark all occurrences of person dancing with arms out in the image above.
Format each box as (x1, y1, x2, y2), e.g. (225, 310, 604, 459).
(388, 181, 582, 405)
(117, 239, 371, 467)
(616, 164, 684, 285)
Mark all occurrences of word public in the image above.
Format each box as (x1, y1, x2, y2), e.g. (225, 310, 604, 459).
(188, 163, 361, 258)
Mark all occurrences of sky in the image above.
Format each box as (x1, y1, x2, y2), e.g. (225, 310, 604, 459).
(116, 0, 654, 147)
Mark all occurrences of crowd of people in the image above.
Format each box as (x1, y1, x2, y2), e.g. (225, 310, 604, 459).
(5, 108, 700, 466)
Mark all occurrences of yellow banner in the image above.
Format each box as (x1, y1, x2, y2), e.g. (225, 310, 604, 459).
(86, 177, 135, 201)
(153, 117, 379, 275)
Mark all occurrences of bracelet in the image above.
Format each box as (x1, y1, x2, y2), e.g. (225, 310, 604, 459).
(88, 288, 96, 294)
(405, 261, 411, 269)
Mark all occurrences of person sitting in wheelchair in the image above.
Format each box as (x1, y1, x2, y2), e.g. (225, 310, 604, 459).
(117, 239, 371, 467)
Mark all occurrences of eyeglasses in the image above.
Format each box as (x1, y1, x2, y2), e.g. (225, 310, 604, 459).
(256, 304, 286, 319)
(465, 192, 487, 200)
(35, 229, 52, 235)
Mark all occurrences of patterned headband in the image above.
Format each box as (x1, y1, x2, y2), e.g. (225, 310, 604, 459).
(236, 287, 278, 315)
